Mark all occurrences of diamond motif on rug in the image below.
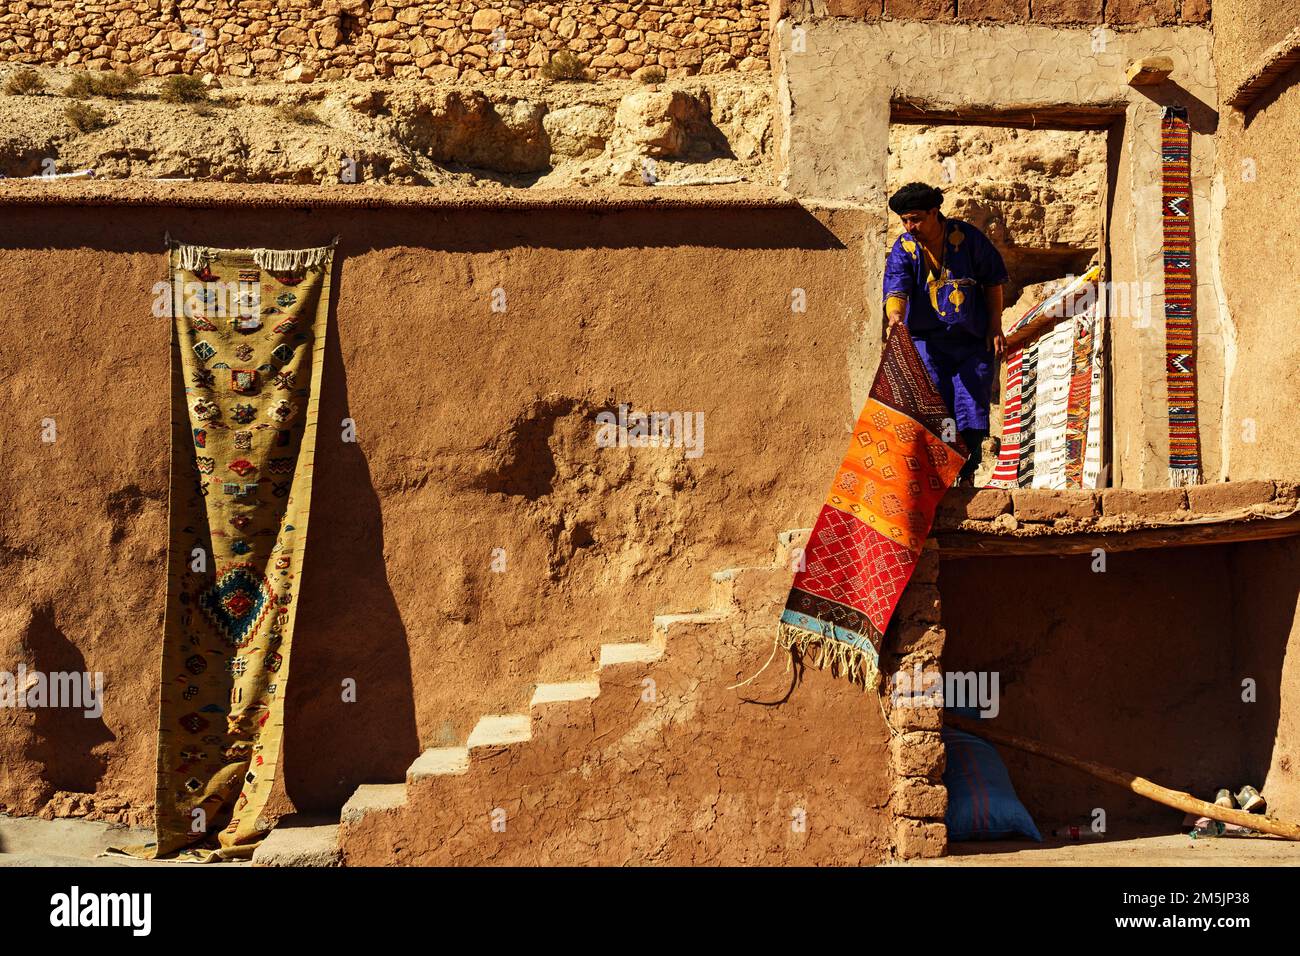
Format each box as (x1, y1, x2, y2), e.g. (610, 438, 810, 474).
(796, 508, 917, 633)
(199, 565, 274, 649)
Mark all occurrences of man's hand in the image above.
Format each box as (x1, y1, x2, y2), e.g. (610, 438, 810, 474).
(984, 282, 1006, 358)
(884, 296, 907, 338)
(987, 326, 1006, 358)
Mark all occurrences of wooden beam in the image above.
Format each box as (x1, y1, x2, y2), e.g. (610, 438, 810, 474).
(934, 511, 1300, 558)
(890, 102, 1123, 130)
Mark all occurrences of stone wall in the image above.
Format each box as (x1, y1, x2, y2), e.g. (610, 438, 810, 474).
(0, 0, 770, 82)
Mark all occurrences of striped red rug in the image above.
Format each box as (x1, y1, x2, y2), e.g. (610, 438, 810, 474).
(1161, 105, 1202, 486)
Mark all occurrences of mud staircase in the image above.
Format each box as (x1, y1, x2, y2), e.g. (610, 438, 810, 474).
(254, 527, 909, 866)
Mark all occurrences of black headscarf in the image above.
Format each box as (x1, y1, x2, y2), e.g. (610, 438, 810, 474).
(888, 182, 945, 215)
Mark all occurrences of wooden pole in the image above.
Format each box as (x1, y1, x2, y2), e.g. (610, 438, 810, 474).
(947, 716, 1300, 841)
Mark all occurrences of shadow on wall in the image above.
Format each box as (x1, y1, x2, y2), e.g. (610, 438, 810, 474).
(279, 277, 421, 813)
(1239, 59, 1300, 130)
(0, 204, 845, 257)
(15, 603, 116, 798)
(1231, 536, 1300, 822)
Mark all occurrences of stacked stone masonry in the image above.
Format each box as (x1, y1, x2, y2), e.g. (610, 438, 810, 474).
(881, 549, 949, 860)
(935, 479, 1294, 532)
(0, 0, 770, 81)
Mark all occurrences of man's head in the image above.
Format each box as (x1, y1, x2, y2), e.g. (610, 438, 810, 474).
(889, 182, 945, 239)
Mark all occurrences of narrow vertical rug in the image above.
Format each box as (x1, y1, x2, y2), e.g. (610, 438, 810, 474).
(1082, 314, 1105, 489)
(1161, 104, 1202, 486)
(1032, 318, 1075, 490)
(774, 330, 967, 691)
(122, 238, 335, 861)
(1017, 339, 1040, 488)
(1064, 313, 1094, 488)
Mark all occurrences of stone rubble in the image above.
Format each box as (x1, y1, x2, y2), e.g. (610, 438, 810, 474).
(0, 65, 772, 186)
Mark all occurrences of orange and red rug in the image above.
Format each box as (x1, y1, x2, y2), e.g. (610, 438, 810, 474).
(777, 329, 967, 690)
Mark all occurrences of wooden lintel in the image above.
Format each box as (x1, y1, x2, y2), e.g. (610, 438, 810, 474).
(934, 512, 1300, 558)
(890, 102, 1123, 130)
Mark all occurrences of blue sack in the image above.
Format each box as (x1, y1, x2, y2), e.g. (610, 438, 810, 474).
(941, 726, 1043, 841)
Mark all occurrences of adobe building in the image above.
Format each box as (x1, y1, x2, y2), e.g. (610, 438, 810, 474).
(0, 0, 1297, 865)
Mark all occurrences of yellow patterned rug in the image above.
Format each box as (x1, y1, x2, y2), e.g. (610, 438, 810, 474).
(114, 238, 335, 861)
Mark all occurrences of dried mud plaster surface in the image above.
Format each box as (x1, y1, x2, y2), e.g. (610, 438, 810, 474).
(0, 199, 873, 824)
(341, 562, 897, 866)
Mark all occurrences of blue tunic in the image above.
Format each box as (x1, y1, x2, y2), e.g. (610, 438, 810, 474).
(883, 217, 1009, 431)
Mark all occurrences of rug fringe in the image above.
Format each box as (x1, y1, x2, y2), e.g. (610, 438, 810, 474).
(250, 243, 334, 273)
(1169, 466, 1201, 487)
(776, 622, 881, 692)
(173, 241, 218, 272)
(168, 239, 336, 274)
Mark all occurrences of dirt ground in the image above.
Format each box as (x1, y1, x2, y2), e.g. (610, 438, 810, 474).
(899, 826, 1300, 867)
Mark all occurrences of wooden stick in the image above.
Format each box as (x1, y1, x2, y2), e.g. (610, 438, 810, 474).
(947, 716, 1300, 841)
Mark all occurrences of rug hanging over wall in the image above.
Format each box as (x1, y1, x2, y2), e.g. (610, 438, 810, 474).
(988, 266, 1106, 491)
(123, 237, 336, 861)
(776, 329, 968, 692)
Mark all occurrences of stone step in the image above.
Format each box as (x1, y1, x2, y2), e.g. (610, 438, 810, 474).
(340, 784, 407, 824)
(251, 821, 341, 867)
(651, 610, 729, 642)
(407, 747, 470, 783)
(466, 713, 532, 749)
(530, 680, 601, 707)
(598, 641, 664, 668)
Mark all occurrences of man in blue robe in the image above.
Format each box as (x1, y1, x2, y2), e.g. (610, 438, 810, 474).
(883, 182, 1009, 485)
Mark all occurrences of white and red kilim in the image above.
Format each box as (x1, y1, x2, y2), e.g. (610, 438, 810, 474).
(988, 348, 1024, 488)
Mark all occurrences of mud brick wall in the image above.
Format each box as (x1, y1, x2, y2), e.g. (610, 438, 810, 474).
(0, 0, 770, 82)
(776, 0, 1210, 24)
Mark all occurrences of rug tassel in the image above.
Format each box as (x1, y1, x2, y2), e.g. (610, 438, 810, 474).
(1169, 466, 1201, 487)
(726, 634, 785, 691)
(165, 237, 335, 274)
(770, 622, 882, 692)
